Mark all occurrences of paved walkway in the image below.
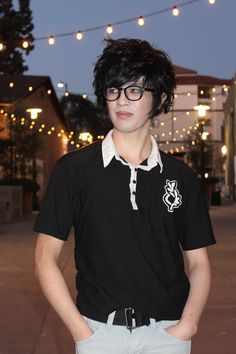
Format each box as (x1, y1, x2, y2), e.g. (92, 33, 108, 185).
(0, 205, 235, 354)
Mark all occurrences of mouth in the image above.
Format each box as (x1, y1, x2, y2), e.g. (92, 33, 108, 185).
(116, 111, 133, 118)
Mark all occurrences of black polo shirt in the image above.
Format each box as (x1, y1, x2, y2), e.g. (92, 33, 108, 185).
(34, 133, 216, 322)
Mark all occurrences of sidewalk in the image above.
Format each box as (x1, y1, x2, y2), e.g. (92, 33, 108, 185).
(0, 205, 235, 354)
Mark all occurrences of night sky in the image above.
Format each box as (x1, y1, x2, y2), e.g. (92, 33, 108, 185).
(14, 0, 236, 100)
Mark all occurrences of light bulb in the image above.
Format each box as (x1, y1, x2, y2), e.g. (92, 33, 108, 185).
(106, 24, 113, 34)
(138, 16, 145, 26)
(48, 36, 55, 45)
(172, 6, 179, 16)
(76, 31, 83, 40)
(22, 40, 29, 49)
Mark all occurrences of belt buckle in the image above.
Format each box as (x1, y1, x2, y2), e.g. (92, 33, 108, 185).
(125, 307, 135, 332)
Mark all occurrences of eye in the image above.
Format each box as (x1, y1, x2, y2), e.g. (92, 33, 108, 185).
(107, 87, 119, 94)
(129, 86, 142, 94)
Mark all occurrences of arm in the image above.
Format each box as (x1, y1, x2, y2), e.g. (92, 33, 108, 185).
(35, 233, 93, 342)
(166, 247, 212, 340)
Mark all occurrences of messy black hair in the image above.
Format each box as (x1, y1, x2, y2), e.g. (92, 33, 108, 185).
(93, 38, 176, 118)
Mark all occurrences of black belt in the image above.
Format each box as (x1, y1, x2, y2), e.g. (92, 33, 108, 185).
(111, 308, 158, 332)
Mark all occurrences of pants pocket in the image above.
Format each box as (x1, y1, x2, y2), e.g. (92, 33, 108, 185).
(75, 317, 105, 347)
(157, 320, 191, 344)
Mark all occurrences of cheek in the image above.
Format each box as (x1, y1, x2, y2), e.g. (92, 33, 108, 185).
(107, 102, 115, 116)
(138, 97, 152, 115)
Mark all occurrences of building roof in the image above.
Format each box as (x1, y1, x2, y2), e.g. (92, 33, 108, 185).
(174, 65, 197, 76)
(173, 64, 232, 86)
(0, 74, 68, 128)
(176, 74, 232, 86)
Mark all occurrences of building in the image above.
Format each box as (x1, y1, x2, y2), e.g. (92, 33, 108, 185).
(224, 74, 236, 202)
(0, 74, 68, 203)
(151, 65, 232, 178)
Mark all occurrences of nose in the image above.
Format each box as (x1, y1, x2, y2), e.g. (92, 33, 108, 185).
(116, 89, 129, 105)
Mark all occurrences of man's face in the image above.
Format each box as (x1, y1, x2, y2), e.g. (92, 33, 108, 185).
(106, 79, 153, 134)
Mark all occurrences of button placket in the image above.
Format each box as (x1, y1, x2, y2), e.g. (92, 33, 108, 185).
(129, 167, 138, 210)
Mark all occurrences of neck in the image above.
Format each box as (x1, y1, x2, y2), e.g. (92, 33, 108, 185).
(112, 126, 152, 167)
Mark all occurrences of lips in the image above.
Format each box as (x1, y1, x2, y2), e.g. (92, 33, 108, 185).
(116, 111, 133, 118)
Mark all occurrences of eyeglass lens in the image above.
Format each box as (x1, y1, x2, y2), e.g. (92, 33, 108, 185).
(105, 86, 144, 101)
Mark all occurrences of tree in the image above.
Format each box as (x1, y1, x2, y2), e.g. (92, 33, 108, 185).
(0, 110, 40, 180)
(60, 94, 112, 145)
(0, 0, 34, 74)
(186, 122, 213, 178)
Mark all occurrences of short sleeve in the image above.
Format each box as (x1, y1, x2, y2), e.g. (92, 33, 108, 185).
(179, 174, 216, 250)
(33, 160, 73, 240)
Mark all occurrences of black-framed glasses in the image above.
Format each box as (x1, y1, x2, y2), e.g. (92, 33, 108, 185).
(103, 85, 156, 101)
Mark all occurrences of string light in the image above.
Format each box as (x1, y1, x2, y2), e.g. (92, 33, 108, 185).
(48, 36, 55, 45)
(9, 82, 14, 88)
(172, 6, 180, 16)
(0, 1, 217, 49)
(28, 86, 33, 92)
(106, 24, 113, 34)
(22, 0, 204, 44)
(47, 89, 52, 95)
(137, 16, 145, 26)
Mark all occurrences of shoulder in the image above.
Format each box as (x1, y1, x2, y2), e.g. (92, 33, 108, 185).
(159, 150, 202, 197)
(52, 142, 102, 185)
(160, 150, 197, 181)
(57, 141, 102, 168)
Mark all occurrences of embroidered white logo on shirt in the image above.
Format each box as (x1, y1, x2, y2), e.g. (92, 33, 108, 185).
(163, 179, 182, 212)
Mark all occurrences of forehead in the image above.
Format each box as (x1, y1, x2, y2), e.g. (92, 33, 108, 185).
(120, 77, 144, 87)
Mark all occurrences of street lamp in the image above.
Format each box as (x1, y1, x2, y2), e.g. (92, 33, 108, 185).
(193, 105, 211, 179)
(79, 132, 93, 144)
(194, 105, 210, 118)
(26, 108, 42, 119)
(58, 82, 69, 96)
(26, 107, 42, 209)
(221, 145, 227, 156)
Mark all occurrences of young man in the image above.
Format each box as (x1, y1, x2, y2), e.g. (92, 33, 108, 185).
(34, 38, 216, 354)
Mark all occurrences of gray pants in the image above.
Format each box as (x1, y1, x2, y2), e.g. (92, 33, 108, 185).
(75, 311, 191, 354)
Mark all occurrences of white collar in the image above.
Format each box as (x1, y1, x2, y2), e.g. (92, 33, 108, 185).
(101, 129, 163, 172)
